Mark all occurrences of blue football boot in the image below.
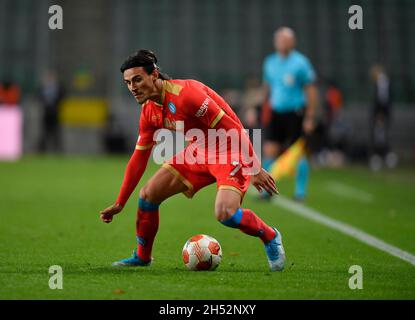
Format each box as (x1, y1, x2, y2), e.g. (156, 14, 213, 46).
(264, 228, 286, 271)
(112, 250, 152, 267)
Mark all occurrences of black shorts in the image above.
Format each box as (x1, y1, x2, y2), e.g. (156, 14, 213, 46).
(265, 109, 304, 147)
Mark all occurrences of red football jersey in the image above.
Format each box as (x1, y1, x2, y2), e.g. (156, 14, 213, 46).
(135, 79, 244, 151)
(116, 79, 260, 206)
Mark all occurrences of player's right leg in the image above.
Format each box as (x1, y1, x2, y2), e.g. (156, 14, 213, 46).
(112, 167, 188, 267)
(215, 188, 285, 271)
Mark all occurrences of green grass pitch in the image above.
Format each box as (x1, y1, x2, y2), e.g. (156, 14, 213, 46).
(0, 156, 414, 299)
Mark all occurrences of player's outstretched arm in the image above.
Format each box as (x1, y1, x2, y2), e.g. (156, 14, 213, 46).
(212, 105, 278, 196)
(184, 86, 278, 196)
(251, 168, 279, 196)
(100, 203, 123, 223)
(99, 147, 152, 223)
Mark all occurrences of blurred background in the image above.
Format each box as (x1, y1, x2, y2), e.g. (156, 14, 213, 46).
(0, 0, 414, 168)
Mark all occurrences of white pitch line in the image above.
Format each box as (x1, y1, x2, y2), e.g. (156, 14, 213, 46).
(268, 194, 415, 266)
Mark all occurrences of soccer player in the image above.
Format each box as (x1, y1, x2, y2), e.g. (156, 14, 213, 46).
(99, 49, 285, 271)
(262, 27, 318, 201)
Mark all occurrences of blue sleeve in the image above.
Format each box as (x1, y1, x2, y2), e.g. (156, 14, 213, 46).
(299, 57, 316, 86)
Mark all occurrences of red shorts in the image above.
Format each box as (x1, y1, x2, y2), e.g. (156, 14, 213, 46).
(162, 145, 251, 198)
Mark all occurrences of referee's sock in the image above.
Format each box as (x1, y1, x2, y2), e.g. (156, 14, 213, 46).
(294, 156, 309, 199)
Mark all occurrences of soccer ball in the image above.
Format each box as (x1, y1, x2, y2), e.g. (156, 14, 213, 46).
(182, 234, 222, 271)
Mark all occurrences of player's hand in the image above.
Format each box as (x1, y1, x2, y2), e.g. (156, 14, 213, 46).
(303, 116, 314, 135)
(99, 203, 123, 223)
(252, 168, 279, 196)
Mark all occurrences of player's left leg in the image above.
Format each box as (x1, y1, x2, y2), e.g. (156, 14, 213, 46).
(214, 189, 285, 271)
(112, 167, 188, 267)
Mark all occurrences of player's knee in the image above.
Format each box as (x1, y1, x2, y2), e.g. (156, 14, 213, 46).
(214, 202, 239, 222)
(139, 185, 157, 204)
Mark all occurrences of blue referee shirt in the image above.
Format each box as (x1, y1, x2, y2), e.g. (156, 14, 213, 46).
(263, 50, 316, 113)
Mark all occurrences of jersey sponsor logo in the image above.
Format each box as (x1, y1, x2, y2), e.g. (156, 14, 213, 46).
(168, 102, 176, 114)
(195, 98, 210, 117)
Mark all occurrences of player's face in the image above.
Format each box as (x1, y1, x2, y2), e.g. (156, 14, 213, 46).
(123, 67, 157, 104)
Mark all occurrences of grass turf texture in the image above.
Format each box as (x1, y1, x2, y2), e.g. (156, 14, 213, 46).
(0, 156, 414, 299)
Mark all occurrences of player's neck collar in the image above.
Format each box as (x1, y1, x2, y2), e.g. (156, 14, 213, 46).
(145, 79, 164, 108)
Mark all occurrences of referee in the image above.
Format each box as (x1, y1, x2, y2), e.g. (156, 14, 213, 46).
(262, 27, 318, 201)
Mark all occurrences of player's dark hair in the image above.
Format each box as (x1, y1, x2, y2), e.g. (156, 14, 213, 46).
(120, 49, 171, 80)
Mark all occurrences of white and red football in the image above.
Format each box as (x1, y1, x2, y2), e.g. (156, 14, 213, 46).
(182, 234, 222, 271)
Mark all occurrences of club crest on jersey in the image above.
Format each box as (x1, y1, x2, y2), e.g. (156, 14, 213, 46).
(168, 102, 176, 114)
(195, 98, 210, 117)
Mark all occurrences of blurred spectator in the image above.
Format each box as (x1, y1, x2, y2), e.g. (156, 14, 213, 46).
(323, 80, 345, 153)
(104, 114, 128, 154)
(309, 81, 346, 168)
(0, 78, 21, 106)
(220, 88, 242, 115)
(324, 80, 343, 126)
(38, 70, 65, 153)
(369, 64, 397, 171)
(240, 77, 266, 130)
